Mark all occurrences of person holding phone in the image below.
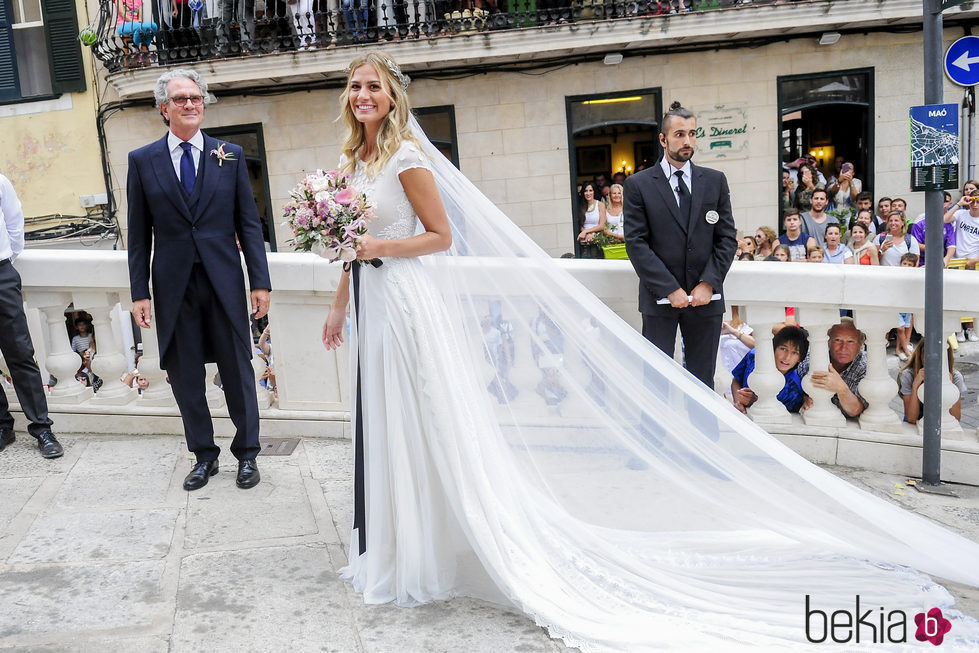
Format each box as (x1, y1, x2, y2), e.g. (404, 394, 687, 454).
(828, 160, 862, 210)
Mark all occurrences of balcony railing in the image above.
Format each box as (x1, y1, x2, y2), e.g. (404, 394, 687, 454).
(90, 0, 769, 72)
(7, 250, 979, 481)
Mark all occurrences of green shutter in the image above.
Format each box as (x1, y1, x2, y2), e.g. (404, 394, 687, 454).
(42, 0, 85, 94)
(0, 0, 20, 102)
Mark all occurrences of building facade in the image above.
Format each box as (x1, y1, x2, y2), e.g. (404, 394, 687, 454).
(90, 0, 978, 255)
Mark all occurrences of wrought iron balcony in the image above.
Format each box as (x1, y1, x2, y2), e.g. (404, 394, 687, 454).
(89, 0, 772, 73)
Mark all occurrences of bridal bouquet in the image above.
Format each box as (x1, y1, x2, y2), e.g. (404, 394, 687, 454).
(283, 170, 373, 264)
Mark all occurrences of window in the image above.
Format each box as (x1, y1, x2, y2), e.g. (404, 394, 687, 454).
(414, 105, 459, 168)
(777, 69, 874, 219)
(566, 88, 661, 256)
(0, 0, 85, 103)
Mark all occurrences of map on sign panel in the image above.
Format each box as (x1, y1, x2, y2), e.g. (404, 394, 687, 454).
(909, 104, 959, 191)
(910, 108, 958, 167)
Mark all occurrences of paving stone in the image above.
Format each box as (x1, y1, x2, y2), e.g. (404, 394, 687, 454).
(171, 544, 359, 652)
(0, 478, 43, 535)
(349, 592, 567, 653)
(0, 435, 79, 478)
(6, 508, 178, 565)
(52, 438, 180, 510)
(0, 635, 169, 652)
(183, 457, 322, 549)
(0, 561, 166, 638)
(302, 439, 353, 481)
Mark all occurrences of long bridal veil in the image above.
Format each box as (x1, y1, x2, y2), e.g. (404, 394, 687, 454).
(399, 115, 979, 650)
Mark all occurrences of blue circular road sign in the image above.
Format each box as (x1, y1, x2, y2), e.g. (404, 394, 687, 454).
(945, 36, 979, 86)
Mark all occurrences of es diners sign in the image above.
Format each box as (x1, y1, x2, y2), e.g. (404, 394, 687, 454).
(694, 104, 749, 161)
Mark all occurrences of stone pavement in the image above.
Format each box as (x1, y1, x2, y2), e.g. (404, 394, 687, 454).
(0, 432, 978, 652)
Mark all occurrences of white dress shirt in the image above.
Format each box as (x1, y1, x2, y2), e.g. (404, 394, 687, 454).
(660, 157, 693, 208)
(0, 173, 25, 261)
(167, 130, 204, 183)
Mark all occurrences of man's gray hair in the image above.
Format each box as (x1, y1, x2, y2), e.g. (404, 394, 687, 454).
(662, 101, 695, 134)
(153, 68, 210, 107)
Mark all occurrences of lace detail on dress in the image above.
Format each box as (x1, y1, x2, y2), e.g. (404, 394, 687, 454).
(394, 142, 430, 176)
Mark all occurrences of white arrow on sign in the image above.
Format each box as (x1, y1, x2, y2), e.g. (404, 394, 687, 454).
(952, 50, 979, 71)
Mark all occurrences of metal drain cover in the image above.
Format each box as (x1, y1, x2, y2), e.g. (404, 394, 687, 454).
(259, 438, 301, 456)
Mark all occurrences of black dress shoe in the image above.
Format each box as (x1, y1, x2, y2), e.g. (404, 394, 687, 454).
(35, 430, 63, 459)
(183, 460, 219, 491)
(0, 428, 14, 451)
(236, 459, 260, 489)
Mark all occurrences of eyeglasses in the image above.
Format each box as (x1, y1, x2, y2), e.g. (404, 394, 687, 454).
(168, 95, 204, 107)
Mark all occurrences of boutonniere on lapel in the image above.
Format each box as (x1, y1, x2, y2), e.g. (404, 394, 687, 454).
(210, 143, 236, 167)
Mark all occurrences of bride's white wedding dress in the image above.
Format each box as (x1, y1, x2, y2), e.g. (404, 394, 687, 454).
(338, 132, 979, 651)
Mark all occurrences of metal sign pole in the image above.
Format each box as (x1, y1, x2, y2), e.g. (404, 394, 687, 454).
(922, 0, 944, 485)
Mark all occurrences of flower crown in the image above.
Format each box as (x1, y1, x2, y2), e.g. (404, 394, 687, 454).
(348, 58, 411, 92)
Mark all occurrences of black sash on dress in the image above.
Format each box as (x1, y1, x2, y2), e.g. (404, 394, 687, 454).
(351, 262, 367, 556)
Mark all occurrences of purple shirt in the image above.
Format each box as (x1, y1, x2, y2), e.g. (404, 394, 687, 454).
(909, 219, 955, 267)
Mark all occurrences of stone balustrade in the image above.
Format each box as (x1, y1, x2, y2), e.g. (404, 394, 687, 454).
(8, 250, 979, 482)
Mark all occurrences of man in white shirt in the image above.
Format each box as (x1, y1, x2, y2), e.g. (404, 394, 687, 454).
(0, 174, 63, 458)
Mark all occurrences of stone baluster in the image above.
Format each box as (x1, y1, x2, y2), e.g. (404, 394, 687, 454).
(743, 305, 791, 425)
(75, 292, 137, 406)
(854, 309, 902, 433)
(29, 293, 92, 404)
(921, 315, 966, 440)
(135, 320, 176, 407)
(798, 307, 846, 428)
(204, 362, 225, 408)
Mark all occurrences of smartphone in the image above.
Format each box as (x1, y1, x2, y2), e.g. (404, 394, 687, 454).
(884, 234, 894, 242)
(841, 163, 853, 175)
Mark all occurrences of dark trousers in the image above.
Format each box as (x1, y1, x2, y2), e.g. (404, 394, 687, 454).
(165, 265, 260, 463)
(642, 311, 721, 389)
(0, 260, 53, 435)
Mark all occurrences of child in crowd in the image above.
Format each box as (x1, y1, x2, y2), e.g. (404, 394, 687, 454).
(898, 340, 965, 424)
(822, 224, 853, 264)
(778, 209, 817, 261)
(730, 325, 810, 414)
(806, 245, 824, 263)
(739, 237, 756, 258)
(849, 222, 879, 265)
(896, 252, 918, 361)
(772, 244, 791, 262)
(944, 180, 979, 341)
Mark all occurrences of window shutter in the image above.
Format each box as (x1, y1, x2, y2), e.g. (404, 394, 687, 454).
(42, 0, 85, 94)
(0, 0, 21, 102)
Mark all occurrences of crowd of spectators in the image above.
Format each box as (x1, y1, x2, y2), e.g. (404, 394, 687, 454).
(726, 165, 979, 422)
(115, 0, 707, 63)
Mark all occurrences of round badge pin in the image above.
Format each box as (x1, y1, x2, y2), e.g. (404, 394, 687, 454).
(705, 210, 719, 224)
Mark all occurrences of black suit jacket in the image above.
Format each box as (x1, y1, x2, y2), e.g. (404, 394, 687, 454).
(127, 131, 271, 366)
(623, 160, 737, 317)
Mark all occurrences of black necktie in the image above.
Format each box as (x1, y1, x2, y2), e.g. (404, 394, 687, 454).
(179, 142, 196, 193)
(675, 169, 690, 218)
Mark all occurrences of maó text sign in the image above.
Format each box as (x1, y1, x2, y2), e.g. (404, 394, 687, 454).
(910, 104, 959, 192)
(945, 36, 979, 87)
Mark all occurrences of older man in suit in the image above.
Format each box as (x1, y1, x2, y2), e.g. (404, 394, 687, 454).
(127, 69, 271, 491)
(624, 102, 737, 388)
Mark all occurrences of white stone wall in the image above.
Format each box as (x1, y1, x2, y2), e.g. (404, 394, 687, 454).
(104, 28, 968, 255)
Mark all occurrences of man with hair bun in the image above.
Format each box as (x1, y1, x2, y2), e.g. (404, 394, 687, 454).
(624, 101, 737, 387)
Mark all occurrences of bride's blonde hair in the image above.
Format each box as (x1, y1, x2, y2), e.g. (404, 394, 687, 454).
(339, 53, 420, 178)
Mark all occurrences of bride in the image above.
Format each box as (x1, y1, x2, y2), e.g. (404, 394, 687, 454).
(322, 53, 979, 650)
